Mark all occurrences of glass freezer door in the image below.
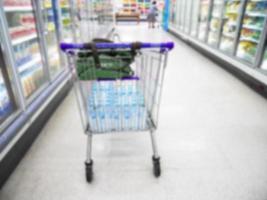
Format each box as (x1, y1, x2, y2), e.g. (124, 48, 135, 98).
(3, 0, 47, 99)
(41, 0, 63, 77)
(219, 0, 243, 54)
(184, 0, 193, 34)
(190, 0, 201, 37)
(198, 0, 212, 41)
(169, 0, 178, 26)
(0, 42, 18, 126)
(179, 0, 186, 31)
(236, 0, 267, 64)
(59, 0, 73, 43)
(207, 0, 225, 47)
(177, 0, 182, 29)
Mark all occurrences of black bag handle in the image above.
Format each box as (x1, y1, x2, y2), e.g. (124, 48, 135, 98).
(92, 38, 113, 43)
(83, 43, 100, 68)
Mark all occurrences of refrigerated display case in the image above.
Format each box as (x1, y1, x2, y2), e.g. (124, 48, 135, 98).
(3, 0, 47, 99)
(72, 0, 82, 42)
(169, 0, 177, 27)
(179, 0, 186, 31)
(0, 44, 18, 126)
(219, 0, 244, 54)
(175, 0, 181, 29)
(236, 0, 267, 64)
(190, 0, 201, 37)
(198, 0, 212, 41)
(207, 0, 224, 47)
(184, 0, 193, 34)
(41, 0, 63, 77)
(59, 0, 73, 43)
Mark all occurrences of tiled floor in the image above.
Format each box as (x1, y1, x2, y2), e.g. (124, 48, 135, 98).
(1, 24, 267, 200)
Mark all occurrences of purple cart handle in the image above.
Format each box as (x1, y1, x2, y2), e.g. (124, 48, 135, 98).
(60, 42, 174, 52)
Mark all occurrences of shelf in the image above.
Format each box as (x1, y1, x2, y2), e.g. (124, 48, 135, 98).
(18, 56, 42, 73)
(245, 12, 266, 17)
(4, 6, 33, 12)
(12, 33, 37, 46)
(242, 24, 262, 31)
(240, 36, 259, 43)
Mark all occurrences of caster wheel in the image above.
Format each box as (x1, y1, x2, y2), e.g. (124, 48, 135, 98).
(152, 156, 161, 178)
(85, 160, 93, 183)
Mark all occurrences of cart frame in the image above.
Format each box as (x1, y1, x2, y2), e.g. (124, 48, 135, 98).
(61, 41, 174, 182)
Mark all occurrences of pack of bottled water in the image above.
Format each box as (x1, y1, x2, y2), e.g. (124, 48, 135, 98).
(87, 80, 148, 133)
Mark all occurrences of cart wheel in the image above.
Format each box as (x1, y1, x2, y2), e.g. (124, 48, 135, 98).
(152, 156, 161, 177)
(85, 160, 93, 183)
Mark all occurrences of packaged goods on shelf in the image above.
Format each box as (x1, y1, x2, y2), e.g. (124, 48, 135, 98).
(236, 0, 267, 63)
(4, 0, 32, 6)
(198, 0, 211, 41)
(8, 13, 36, 40)
(0, 82, 13, 119)
(21, 64, 44, 98)
(237, 41, 257, 62)
(246, 1, 267, 13)
(13, 39, 39, 67)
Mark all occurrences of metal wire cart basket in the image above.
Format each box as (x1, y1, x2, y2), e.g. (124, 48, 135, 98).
(61, 41, 174, 182)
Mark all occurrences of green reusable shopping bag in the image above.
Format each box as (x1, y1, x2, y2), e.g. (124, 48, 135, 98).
(76, 50, 135, 81)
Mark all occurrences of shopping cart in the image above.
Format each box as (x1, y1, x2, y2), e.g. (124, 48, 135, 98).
(61, 41, 174, 182)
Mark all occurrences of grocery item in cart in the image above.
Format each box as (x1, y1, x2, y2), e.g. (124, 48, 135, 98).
(77, 50, 136, 80)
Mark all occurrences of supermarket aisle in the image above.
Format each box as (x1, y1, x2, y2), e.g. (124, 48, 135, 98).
(1, 25, 267, 200)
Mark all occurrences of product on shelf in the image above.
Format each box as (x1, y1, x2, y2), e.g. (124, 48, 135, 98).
(246, 1, 267, 13)
(13, 39, 40, 67)
(4, 0, 32, 6)
(237, 41, 257, 62)
(208, 0, 223, 46)
(236, 0, 267, 63)
(117, 0, 163, 17)
(4, 0, 47, 99)
(60, 0, 70, 7)
(21, 63, 45, 98)
(0, 73, 13, 120)
(43, 0, 52, 8)
(219, 0, 241, 53)
(8, 12, 37, 40)
(198, 0, 211, 41)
